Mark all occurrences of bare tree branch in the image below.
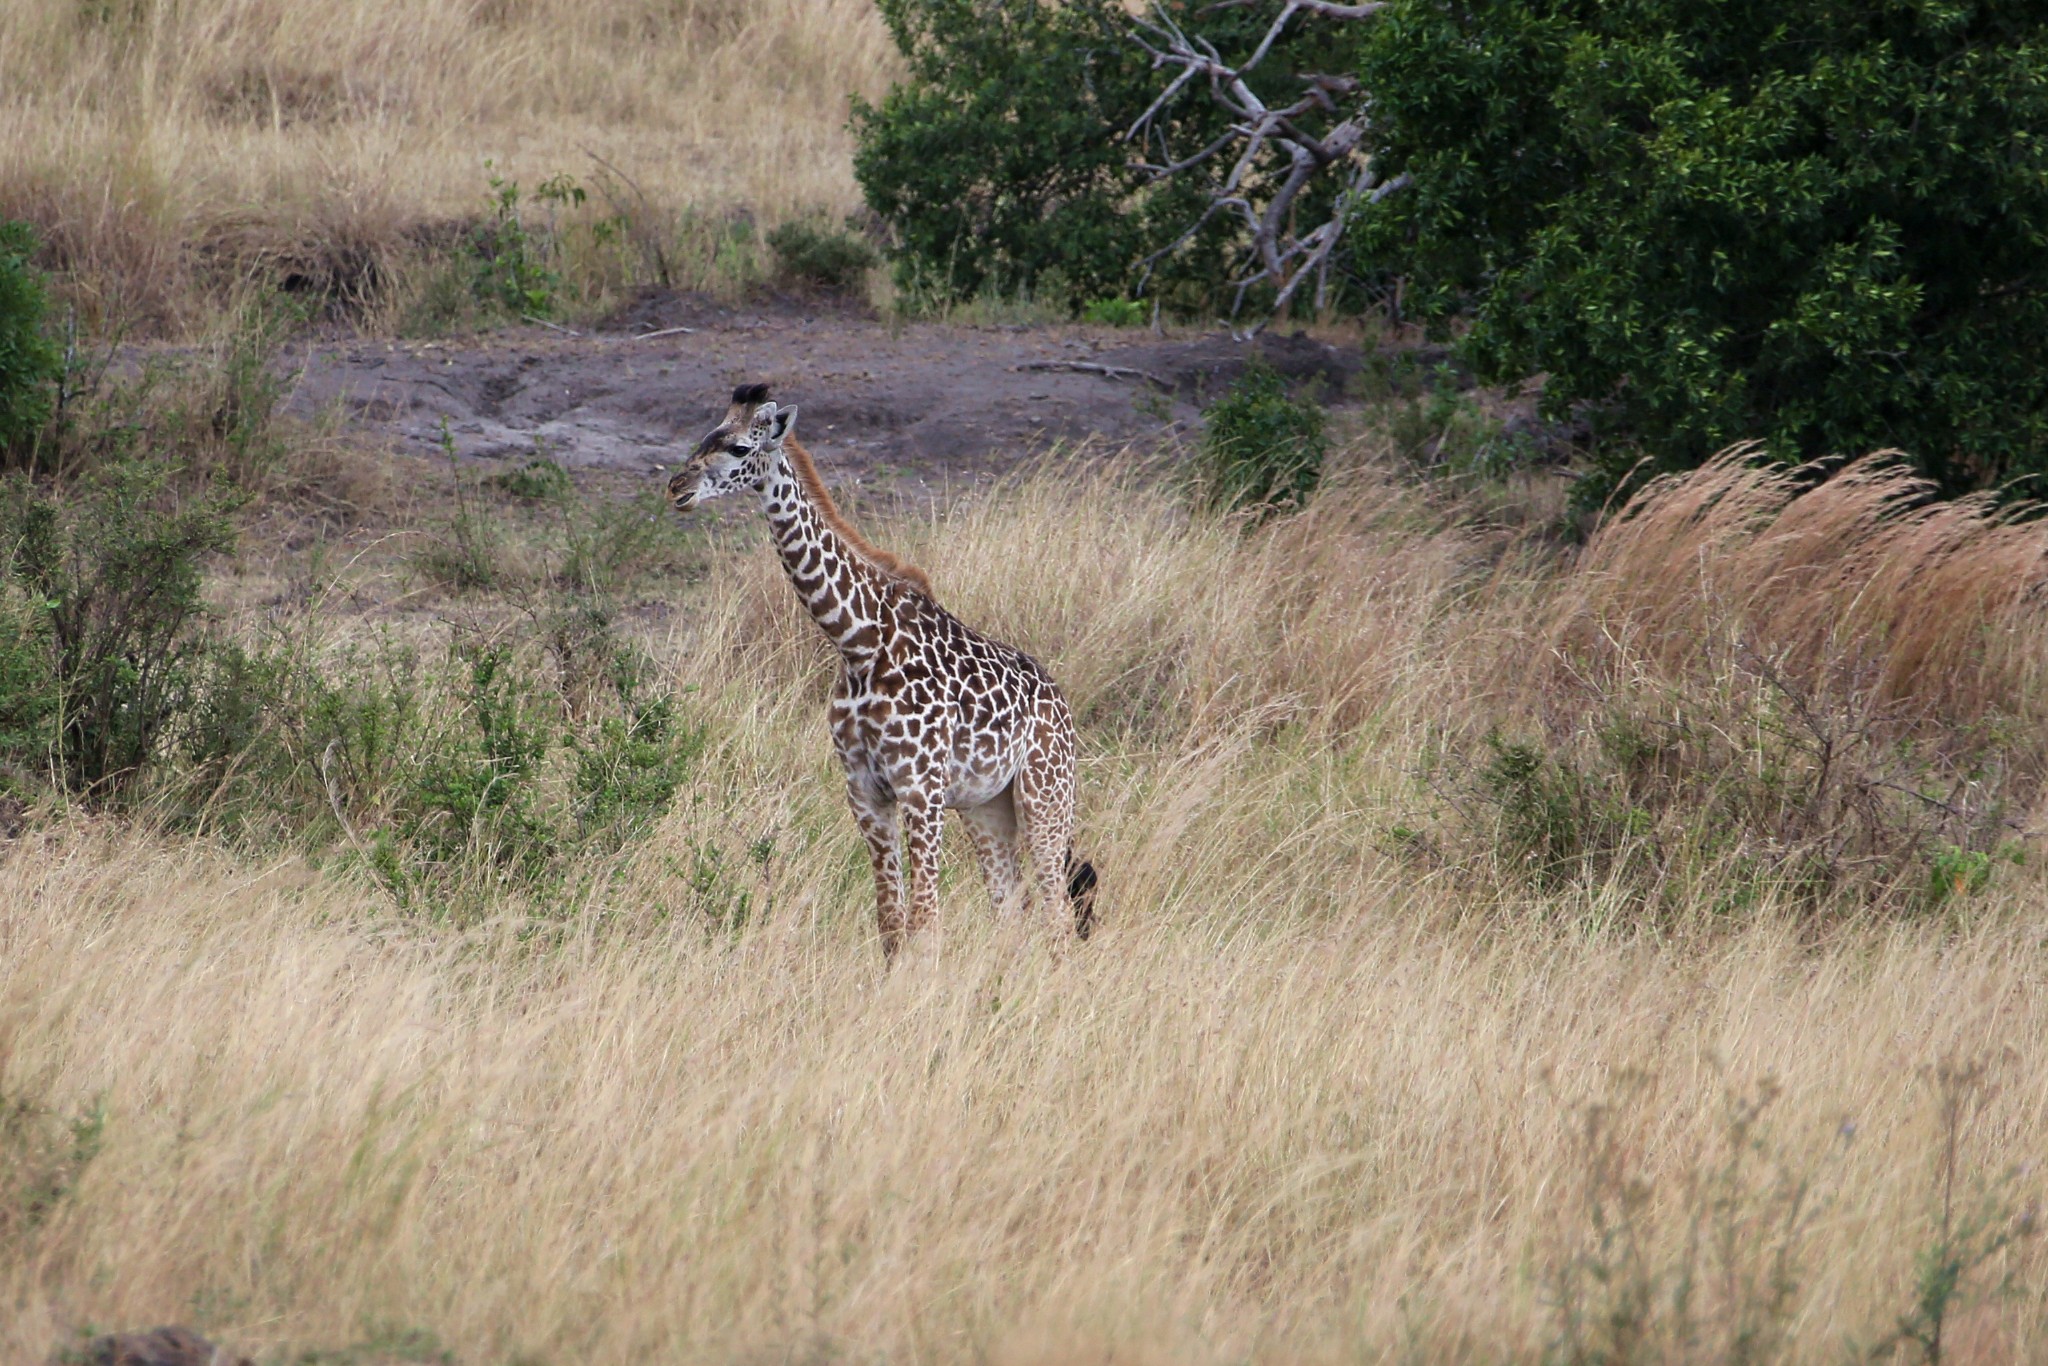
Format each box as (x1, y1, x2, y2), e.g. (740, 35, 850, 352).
(1124, 0, 1402, 335)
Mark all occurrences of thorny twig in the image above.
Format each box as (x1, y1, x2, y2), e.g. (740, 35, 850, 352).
(1123, 1, 1401, 335)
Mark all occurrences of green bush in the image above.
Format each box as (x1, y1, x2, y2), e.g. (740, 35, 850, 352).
(1195, 357, 1327, 515)
(1355, 0, 2048, 498)
(0, 586, 58, 791)
(0, 463, 238, 797)
(0, 222, 60, 465)
(466, 165, 584, 320)
(851, 1, 1352, 310)
(766, 217, 880, 294)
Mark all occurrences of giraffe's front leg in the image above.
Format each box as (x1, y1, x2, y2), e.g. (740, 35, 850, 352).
(898, 787, 946, 944)
(846, 786, 905, 960)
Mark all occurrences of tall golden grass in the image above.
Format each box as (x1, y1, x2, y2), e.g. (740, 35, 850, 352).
(0, 0, 899, 331)
(1559, 446, 2048, 732)
(2, 452, 2046, 1361)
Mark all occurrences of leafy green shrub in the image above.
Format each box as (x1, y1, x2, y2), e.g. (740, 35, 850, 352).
(571, 662, 706, 854)
(28, 291, 300, 490)
(380, 645, 554, 896)
(1355, 0, 2048, 499)
(0, 586, 58, 792)
(467, 165, 584, 320)
(1379, 377, 1546, 481)
(1195, 357, 1327, 514)
(766, 217, 880, 294)
(852, 1, 1345, 310)
(1082, 298, 1145, 327)
(415, 426, 503, 592)
(0, 223, 58, 465)
(0, 462, 237, 797)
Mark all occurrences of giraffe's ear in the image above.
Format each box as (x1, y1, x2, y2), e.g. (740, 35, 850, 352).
(766, 404, 798, 444)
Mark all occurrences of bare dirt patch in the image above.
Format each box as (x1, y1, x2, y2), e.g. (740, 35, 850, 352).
(284, 292, 1364, 496)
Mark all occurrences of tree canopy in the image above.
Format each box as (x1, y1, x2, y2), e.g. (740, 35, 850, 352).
(1354, 0, 2048, 495)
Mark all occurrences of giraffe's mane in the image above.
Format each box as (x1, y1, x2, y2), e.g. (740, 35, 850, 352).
(785, 433, 934, 598)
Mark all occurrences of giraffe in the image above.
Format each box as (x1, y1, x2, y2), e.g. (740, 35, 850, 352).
(668, 384, 1098, 960)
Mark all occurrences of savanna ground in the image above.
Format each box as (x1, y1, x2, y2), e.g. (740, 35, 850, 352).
(4, 3, 2048, 1364)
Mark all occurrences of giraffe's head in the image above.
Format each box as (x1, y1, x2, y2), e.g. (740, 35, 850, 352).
(668, 383, 798, 510)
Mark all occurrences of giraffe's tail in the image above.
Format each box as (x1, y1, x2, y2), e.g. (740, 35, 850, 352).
(1066, 849, 1099, 940)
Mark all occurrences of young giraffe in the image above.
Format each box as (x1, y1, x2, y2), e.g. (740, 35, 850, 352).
(668, 384, 1098, 960)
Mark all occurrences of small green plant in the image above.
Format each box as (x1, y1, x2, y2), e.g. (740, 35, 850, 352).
(0, 221, 59, 465)
(468, 163, 583, 319)
(416, 423, 502, 592)
(194, 291, 301, 491)
(1082, 297, 1145, 327)
(0, 584, 58, 791)
(1360, 357, 1550, 481)
(1195, 355, 1328, 515)
(571, 658, 705, 853)
(369, 645, 554, 909)
(1874, 1058, 2041, 1365)
(493, 456, 572, 502)
(767, 217, 880, 295)
(1924, 845, 1995, 911)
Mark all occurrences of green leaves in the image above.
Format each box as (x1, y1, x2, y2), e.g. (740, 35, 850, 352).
(850, 0, 1366, 312)
(1356, 0, 2048, 496)
(0, 222, 60, 464)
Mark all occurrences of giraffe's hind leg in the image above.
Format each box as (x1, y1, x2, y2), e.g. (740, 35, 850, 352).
(957, 782, 1028, 921)
(1013, 708, 1086, 945)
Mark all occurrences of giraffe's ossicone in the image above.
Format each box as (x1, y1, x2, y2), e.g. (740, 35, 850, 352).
(669, 384, 1098, 960)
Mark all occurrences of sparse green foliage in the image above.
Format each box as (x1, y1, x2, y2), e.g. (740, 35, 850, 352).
(0, 585, 58, 791)
(767, 217, 880, 295)
(1356, 0, 2048, 499)
(1441, 661, 2020, 913)
(415, 423, 502, 592)
(493, 457, 572, 502)
(1925, 845, 1996, 911)
(0, 222, 59, 464)
(1874, 1059, 2041, 1365)
(462, 164, 594, 321)
(1195, 356, 1327, 515)
(0, 462, 238, 797)
(0, 1085, 103, 1246)
(1373, 364, 1546, 481)
(1547, 1072, 1824, 1366)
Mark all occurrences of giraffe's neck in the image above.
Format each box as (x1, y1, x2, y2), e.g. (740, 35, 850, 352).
(760, 457, 886, 666)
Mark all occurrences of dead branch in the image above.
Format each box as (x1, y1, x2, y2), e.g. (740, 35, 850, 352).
(1015, 361, 1173, 387)
(1125, 1, 1400, 335)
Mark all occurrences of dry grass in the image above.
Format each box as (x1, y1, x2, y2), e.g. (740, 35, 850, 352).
(3, 454, 2047, 1362)
(1557, 446, 2048, 732)
(0, 0, 899, 332)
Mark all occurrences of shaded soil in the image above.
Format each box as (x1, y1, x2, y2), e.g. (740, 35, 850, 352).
(285, 292, 1366, 495)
